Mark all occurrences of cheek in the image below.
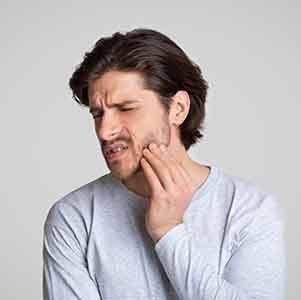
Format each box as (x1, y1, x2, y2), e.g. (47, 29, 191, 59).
(127, 111, 165, 154)
(129, 130, 145, 157)
(128, 129, 152, 159)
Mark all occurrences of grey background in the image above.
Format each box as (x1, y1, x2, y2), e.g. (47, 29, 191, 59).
(0, 1, 300, 299)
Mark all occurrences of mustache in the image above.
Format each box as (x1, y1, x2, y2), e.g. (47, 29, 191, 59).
(101, 139, 129, 147)
(101, 139, 155, 152)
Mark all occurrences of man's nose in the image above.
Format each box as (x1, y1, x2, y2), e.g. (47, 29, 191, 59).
(95, 112, 122, 142)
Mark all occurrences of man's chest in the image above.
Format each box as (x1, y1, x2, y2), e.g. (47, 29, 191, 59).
(87, 214, 180, 300)
(85, 199, 232, 300)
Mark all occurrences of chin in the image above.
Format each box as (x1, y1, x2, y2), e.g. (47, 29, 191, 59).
(110, 160, 142, 181)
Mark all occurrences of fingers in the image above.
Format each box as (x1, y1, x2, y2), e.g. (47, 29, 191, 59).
(158, 144, 192, 190)
(140, 157, 164, 196)
(142, 144, 174, 190)
(142, 143, 192, 192)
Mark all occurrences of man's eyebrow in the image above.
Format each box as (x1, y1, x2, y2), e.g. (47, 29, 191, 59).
(89, 99, 140, 114)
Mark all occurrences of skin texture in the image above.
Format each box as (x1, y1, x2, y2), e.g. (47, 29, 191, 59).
(88, 70, 210, 243)
(141, 143, 200, 242)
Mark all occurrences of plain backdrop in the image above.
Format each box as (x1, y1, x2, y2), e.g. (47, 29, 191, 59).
(0, 1, 300, 299)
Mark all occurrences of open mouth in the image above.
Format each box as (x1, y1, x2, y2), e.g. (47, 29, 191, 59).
(105, 146, 128, 162)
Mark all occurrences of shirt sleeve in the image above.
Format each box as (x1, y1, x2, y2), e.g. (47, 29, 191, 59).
(43, 223, 102, 300)
(154, 194, 287, 300)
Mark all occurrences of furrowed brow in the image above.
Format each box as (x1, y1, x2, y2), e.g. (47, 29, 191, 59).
(89, 99, 140, 114)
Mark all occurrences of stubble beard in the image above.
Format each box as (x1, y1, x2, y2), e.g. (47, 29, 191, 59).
(107, 145, 141, 181)
(109, 116, 171, 182)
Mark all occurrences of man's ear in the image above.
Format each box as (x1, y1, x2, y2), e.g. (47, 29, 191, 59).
(169, 90, 190, 126)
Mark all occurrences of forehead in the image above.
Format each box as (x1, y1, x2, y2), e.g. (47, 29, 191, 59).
(87, 70, 148, 103)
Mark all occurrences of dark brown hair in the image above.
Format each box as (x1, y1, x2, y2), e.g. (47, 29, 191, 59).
(69, 28, 208, 150)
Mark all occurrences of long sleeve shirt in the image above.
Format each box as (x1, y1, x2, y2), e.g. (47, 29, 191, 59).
(42, 164, 287, 299)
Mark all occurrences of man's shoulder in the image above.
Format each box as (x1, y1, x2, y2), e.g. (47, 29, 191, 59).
(43, 173, 113, 229)
(216, 167, 283, 229)
(217, 166, 274, 201)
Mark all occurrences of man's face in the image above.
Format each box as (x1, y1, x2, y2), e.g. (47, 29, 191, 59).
(88, 70, 171, 181)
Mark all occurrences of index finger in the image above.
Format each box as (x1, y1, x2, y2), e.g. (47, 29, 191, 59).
(140, 156, 164, 197)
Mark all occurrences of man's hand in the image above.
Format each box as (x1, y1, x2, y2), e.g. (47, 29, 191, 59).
(140, 143, 195, 243)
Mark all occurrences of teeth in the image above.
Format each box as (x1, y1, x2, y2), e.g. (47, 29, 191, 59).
(110, 146, 127, 154)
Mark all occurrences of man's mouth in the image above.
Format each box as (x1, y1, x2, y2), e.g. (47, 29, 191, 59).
(104, 144, 129, 162)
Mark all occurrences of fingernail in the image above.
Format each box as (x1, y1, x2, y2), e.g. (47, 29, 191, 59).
(149, 143, 156, 150)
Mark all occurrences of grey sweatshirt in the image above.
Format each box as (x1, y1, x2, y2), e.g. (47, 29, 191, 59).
(42, 164, 287, 300)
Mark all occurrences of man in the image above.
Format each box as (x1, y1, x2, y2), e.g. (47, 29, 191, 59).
(43, 28, 286, 300)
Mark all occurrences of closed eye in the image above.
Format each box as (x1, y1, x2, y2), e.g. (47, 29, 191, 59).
(92, 108, 134, 119)
(119, 107, 134, 111)
(92, 112, 103, 119)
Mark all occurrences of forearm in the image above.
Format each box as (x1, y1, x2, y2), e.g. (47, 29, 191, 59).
(154, 222, 286, 300)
